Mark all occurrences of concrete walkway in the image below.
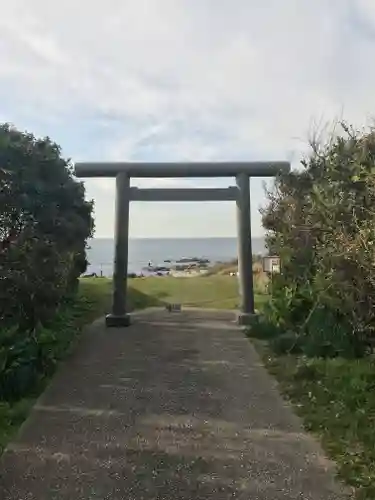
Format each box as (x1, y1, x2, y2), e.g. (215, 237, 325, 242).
(0, 309, 349, 499)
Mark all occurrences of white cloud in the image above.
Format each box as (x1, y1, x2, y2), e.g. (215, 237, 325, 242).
(0, 0, 375, 236)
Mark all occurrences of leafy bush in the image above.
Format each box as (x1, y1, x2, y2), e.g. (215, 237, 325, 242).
(0, 123, 94, 400)
(262, 122, 375, 357)
(0, 291, 100, 401)
(0, 123, 94, 330)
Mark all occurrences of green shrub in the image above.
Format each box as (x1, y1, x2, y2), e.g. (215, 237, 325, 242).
(0, 291, 97, 401)
(262, 122, 375, 358)
(270, 331, 303, 355)
(0, 123, 94, 401)
(0, 123, 94, 332)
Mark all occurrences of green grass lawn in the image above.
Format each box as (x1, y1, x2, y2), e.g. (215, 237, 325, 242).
(80, 275, 267, 312)
(131, 275, 240, 309)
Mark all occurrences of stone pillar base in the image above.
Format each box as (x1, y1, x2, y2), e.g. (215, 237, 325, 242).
(237, 312, 259, 327)
(105, 314, 131, 328)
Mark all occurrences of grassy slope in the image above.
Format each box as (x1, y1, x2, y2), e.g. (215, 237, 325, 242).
(131, 275, 240, 309)
(250, 337, 375, 500)
(81, 275, 267, 312)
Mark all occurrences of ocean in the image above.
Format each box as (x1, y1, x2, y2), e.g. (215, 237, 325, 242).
(86, 237, 266, 276)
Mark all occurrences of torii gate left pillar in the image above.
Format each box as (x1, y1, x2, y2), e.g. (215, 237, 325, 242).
(111, 172, 131, 325)
(74, 161, 290, 327)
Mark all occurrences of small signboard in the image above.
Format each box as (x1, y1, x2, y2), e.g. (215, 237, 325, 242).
(262, 255, 281, 274)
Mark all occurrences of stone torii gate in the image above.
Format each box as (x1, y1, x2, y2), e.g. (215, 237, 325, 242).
(75, 161, 290, 327)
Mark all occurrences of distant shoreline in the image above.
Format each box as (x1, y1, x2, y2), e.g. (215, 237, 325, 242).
(85, 237, 266, 277)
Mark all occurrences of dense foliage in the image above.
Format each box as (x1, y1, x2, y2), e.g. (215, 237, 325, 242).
(0, 123, 94, 399)
(261, 123, 375, 357)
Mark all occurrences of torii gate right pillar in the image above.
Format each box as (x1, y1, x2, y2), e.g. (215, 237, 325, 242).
(236, 173, 256, 325)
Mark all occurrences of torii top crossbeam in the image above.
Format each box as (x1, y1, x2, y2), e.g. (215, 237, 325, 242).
(74, 161, 289, 178)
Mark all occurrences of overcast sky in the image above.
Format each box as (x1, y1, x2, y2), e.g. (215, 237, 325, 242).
(1, 0, 374, 238)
